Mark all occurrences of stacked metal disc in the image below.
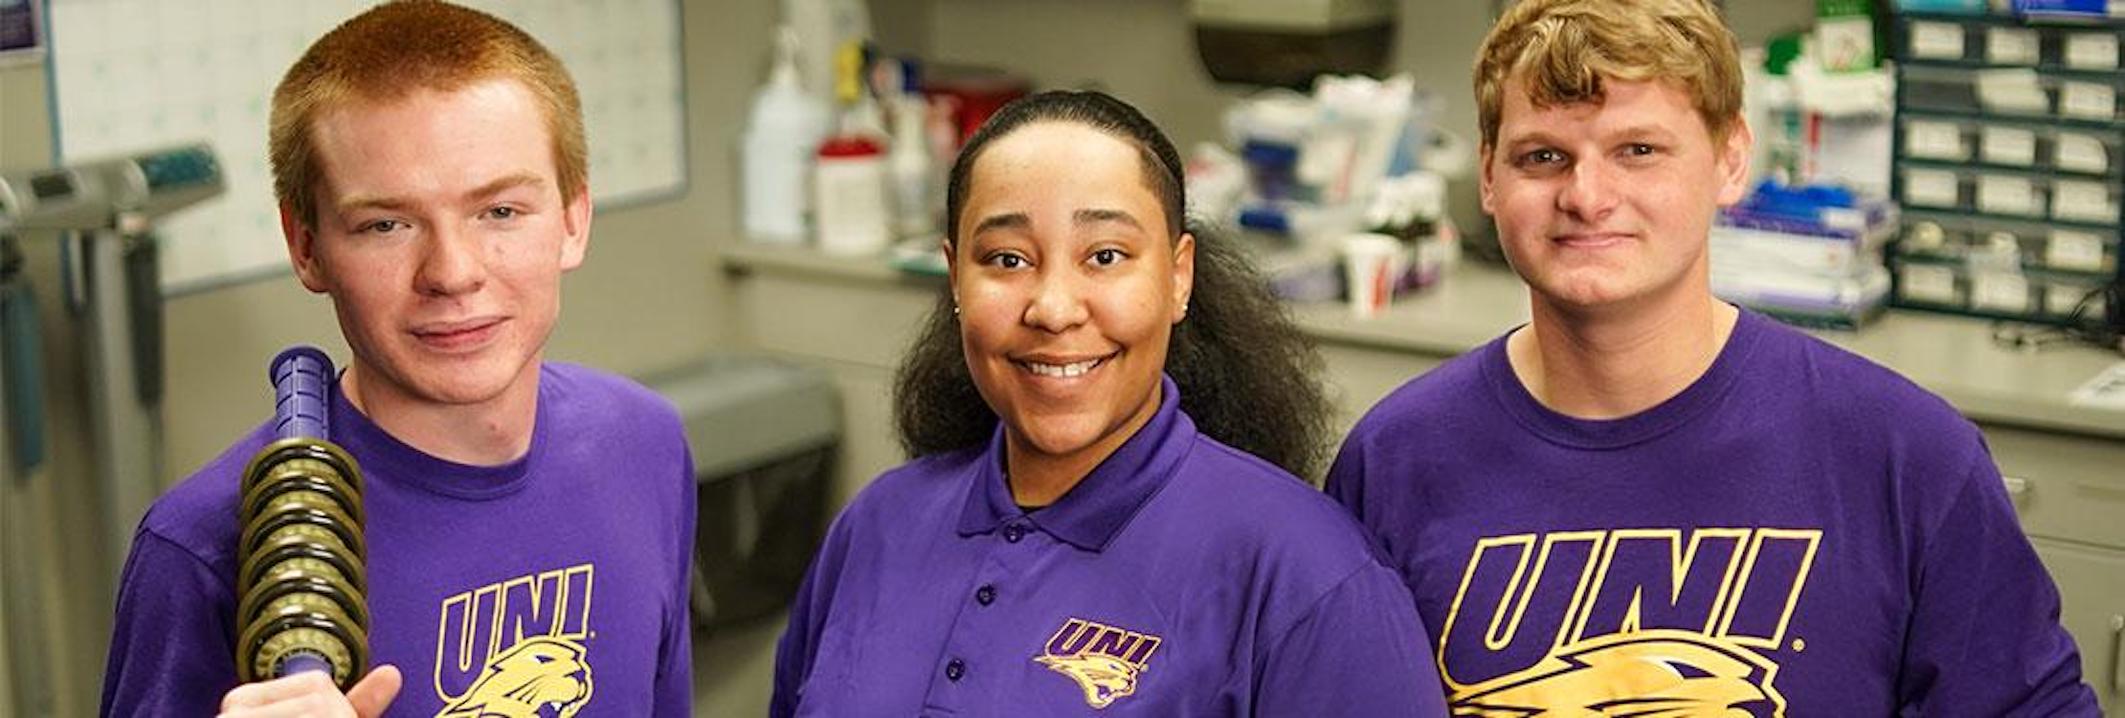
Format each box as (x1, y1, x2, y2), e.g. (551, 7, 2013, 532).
(234, 347, 370, 689)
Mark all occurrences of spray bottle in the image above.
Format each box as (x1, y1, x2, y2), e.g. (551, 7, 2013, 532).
(742, 26, 828, 243)
(813, 40, 891, 255)
(886, 59, 936, 238)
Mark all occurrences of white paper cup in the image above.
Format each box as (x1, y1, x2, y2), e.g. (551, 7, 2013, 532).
(1342, 233, 1406, 318)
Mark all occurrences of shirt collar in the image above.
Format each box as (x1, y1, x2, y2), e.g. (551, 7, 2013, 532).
(954, 374, 1194, 552)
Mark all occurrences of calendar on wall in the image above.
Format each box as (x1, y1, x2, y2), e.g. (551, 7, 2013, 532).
(44, 0, 687, 294)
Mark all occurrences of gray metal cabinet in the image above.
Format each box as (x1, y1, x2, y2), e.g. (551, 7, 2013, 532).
(1992, 424, 2125, 716)
(2030, 540, 2125, 716)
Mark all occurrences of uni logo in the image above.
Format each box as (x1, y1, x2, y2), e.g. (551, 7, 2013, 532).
(433, 563, 596, 717)
(1438, 528, 1821, 716)
(1035, 617, 1163, 709)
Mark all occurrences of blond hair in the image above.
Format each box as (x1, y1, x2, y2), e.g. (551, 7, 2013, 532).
(269, 0, 586, 227)
(1473, 0, 1743, 148)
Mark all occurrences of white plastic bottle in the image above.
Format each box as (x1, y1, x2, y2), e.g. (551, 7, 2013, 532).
(743, 26, 829, 243)
(813, 135, 891, 255)
(888, 91, 935, 238)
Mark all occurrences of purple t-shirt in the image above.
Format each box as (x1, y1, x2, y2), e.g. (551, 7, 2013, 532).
(100, 363, 696, 717)
(1327, 309, 2098, 716)
(773, 376, 1450, 716)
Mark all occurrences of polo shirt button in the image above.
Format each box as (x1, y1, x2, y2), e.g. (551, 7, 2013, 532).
(1003, 524, 1025, 543)
(945, 658, 966, 681)
(975, 584, 996, 606)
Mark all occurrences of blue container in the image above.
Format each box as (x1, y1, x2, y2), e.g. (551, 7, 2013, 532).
(1896, 0, 1988, 13)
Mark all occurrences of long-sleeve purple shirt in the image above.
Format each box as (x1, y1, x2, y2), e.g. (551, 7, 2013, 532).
(101, 363, 696, 717)
(774, 376, 1450, 716)
(1327, 309, 2098, 716)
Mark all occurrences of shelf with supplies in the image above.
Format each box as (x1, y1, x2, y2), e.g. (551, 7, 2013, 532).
(1898, 65, 2125, 125)
(1891, 10, 2125, 326)
(1899, 104, 2125, 132)
(1901, 12, 2122, 71)
(1897, 161, 2123, 223)
(1898, 123, 2120, 176)
(1899, 208, 2121, 274)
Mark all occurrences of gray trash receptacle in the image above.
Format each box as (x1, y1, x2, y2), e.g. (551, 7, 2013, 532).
(646, 356, 838, 631)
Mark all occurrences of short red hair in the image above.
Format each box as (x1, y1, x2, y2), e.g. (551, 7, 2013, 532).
(269, 0, 587, 227)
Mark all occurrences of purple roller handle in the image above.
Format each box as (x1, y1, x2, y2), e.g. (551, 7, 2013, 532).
(270, 346, 334, 442)
(281, 654, 333, 679)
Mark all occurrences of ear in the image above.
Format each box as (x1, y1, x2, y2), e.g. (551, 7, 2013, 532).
(559, 184, 593, 271)
(942, 238, 958, 285)
(1477, 143, 1498, 216)
(280, 203, 330, 294)
(1714, 116, 1754, 207)
(1170, 232, 1195, 324)
(941, 238, 962, 308)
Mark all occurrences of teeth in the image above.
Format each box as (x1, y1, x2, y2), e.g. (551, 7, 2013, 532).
(1026, 358, 1101, 377)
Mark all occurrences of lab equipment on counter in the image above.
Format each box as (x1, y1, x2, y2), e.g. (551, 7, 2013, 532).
(236, 347, 370, 690)
(813, 135, 891, 256)
(781, 0, 870, 109)
(744, 26, 829, 244)
(1340, 232, 1404, 318)
(1713, 180, 1898, 329)
(813, 40, 893, 255)
(881, 59, 938, 239)
(1220, 73, 1453, 244)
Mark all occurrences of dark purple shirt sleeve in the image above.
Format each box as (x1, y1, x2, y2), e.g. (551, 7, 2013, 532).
(99, 528, 239, 717)
(770, 512, 846, 718)
(1896, 457, 2100, 716)
(654, 446, 699, 717)
(1255, 563, 1450, 716)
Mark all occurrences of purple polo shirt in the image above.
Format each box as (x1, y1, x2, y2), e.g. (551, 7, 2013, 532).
(773, 376, 1449, 716)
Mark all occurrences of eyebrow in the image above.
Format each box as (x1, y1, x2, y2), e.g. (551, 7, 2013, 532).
(334, 172, 547, 215)
(967, 208, 1149, 241)
(1607, 124, 1680, 142)
(1501, 124, 1678, 149)
(969, 212, 1031, 238)
(1073, 208, 1144, 232)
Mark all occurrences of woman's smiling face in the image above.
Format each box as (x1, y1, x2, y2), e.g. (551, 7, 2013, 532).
(948, 121, 1195, 466)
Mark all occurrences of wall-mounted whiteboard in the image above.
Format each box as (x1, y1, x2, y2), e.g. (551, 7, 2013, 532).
(45, 0, 686, 294)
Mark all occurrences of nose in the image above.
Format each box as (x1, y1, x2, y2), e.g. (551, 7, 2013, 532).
(1557, 157, 1620, 222)
(414, 223, 486, 297)
(1021, 265, 1090, 333)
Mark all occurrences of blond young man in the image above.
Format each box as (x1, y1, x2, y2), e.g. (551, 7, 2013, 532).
(99, 2, 694, 716)
(1326, 0, 2098, 714)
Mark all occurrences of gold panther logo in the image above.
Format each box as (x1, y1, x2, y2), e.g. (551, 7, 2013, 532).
(1036, 617, 1162, 709)
(436, 636, 594, 718)
(1450, 630, 1786, 717)
(1037, 653, 1143, 709)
